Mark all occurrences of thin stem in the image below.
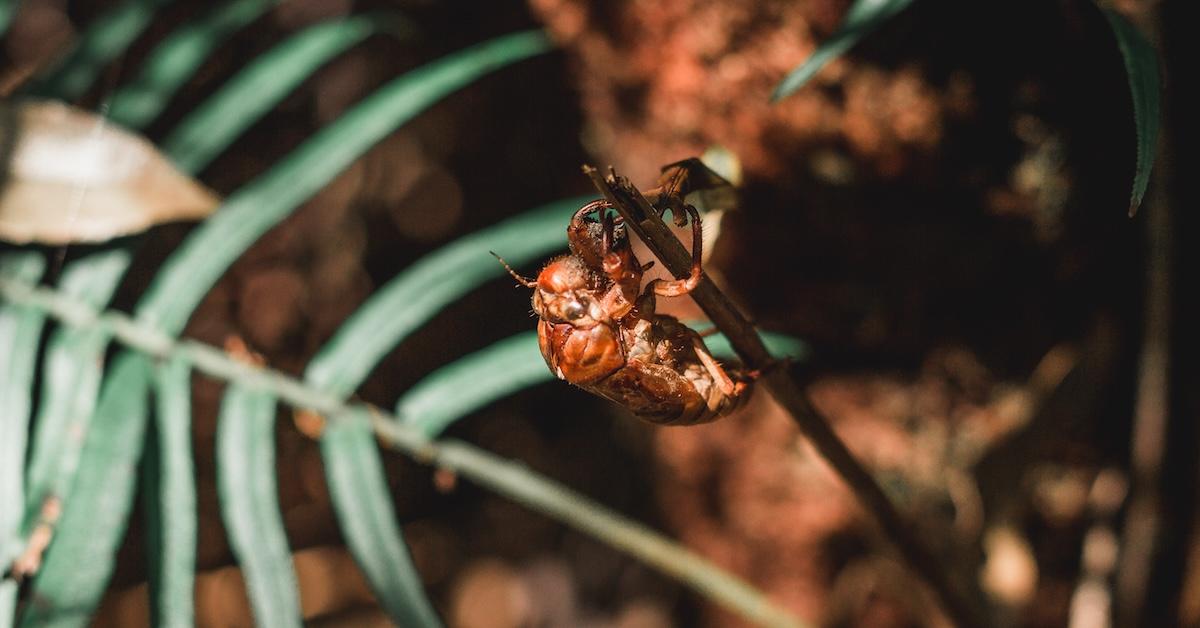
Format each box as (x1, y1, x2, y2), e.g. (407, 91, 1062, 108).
(0, 275, 806, 628)
(1116, 8, 1172, 626)
(585, 164, 989, 628)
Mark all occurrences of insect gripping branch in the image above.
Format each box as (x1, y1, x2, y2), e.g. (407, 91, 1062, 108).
(498, 164, 753, 425)
(583, 161, 991, 628)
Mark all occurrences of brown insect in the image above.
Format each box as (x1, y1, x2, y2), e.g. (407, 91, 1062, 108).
(496, 161, 752, 425)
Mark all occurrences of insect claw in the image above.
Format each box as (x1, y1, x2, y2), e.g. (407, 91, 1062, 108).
(670, 205, 690, 227)
(647, 205, 703, 298)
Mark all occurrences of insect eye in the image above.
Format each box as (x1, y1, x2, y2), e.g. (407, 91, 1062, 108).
(564, 300, 587, 320)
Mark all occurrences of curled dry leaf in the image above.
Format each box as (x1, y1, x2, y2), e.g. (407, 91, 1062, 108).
(0, 100, 219, 244)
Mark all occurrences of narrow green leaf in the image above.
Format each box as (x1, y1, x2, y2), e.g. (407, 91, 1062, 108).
(139, 29, 553, 334)
(20, 16, 408, 613)
(0, 0, 19, 37)
(305, 194, 579, 627)
(22, 249, 131, 521)
(30, 0, 175, 100)
(216, 385, 300, 628)
(771, 0, 914, 101)
(32, 16, 406, 465)
(15, 14, 391, 615)
(428, 439, 809, 628)
(21, 353, 152, 628)
(397, 328, 809, 438)
(1101, 9, 1161, 215)
(0, 272, 811, 628)
(304, 157, 569, 628)
(398, 332, 547, 437)
(321, 411, 442, 627)
(702, 329, 809, 363)
(145, 356, 197, 628)
(0, 252, 47, 628)
(106, 0, 279, 130)
(302, 190, 576, 626)
(161, 13, 414, 173)
(14, 28, 550, 628)
(306, 195, 588, 396)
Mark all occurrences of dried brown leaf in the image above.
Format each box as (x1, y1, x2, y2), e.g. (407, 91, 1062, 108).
(0, 100, 219, 244)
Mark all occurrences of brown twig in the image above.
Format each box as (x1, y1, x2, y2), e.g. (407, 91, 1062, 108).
(585, 164, 989, 628)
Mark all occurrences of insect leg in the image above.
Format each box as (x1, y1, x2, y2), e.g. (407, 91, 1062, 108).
(601, 209, 614, 257)
(691, 335, 738, 397)
(657, 163, 691, 199)
(648, 158, 732, 225)
(569, 199, 615, 268)
(648, 204, 702, 297)
(571, 199, 610, 228)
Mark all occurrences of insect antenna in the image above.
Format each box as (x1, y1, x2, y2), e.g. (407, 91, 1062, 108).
(490, 251, 538, 287)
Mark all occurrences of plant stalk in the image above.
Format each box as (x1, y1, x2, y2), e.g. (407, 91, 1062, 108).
(585, 164, 988, 628)
(0, 274, 807, 628)
(1115, 7, 1173, 625)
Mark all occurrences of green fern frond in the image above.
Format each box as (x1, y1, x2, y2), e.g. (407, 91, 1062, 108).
(216, 385, 301, 627)
(12, 27, 554, 627)
(106, 0, 280, 129)
(322, 410, 443, 627)
(0, 252, 47, 628)
(1, 7, 810, 628)
(0, 0, 19, 37)
(145, 356, 197, 627)
(306, 195, 588, 397)
(772, 0, 914, 101)
(397, 328, 809, 438)
(161, 13, 416, 173)
(0, 274, 807, 628)
(19, 353, 153, 628)
(30, 0, 176, 100)
(1101, 8, 1161, 215)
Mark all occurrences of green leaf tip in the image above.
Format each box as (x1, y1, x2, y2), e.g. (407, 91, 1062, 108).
(0, 252, 48, 627)
(140, 27, 555, 334)
(306, 195, 588, 397)
(0, 0, 20, 38)
(163, 12, 418, 173)
(146, 357, 198, 627)
(322, 413, 444, 627)
(216, 386, 301, 627)
(1100, 8, 1161, 216)
(106, 0, 279, 130)
(397, 327, 809, 438)
(29, 0, 175, 100)
(771, 0, 915, 102)
(21, 353, 153, 627)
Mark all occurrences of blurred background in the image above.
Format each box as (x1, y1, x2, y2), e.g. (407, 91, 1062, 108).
(1, 0, 1190, 626)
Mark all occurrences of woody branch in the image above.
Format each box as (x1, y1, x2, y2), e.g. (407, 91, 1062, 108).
(584, 164, 989, 628)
